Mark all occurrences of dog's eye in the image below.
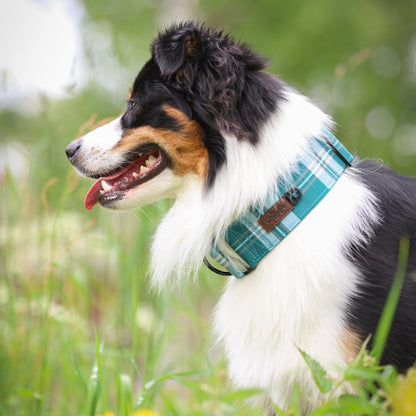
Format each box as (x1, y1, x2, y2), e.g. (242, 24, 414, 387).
(127, 100, 138, 112)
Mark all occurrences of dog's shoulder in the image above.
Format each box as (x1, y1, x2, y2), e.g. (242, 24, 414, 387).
(346, 158, 416, 371)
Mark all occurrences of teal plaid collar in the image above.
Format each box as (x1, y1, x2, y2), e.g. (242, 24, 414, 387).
(205, 130, 353, 278)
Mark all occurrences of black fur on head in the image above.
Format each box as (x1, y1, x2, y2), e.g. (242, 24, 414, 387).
(152, 21, 285, 144)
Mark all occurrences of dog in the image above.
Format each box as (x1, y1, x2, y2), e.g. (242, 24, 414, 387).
(66, 22, 416, 413)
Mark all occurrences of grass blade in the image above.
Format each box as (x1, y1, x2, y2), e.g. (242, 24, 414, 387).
(117, 374, 132, 416)
(372, 237, 409, 362)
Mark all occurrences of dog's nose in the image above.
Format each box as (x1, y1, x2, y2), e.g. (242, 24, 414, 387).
(65, 138, 82, 160)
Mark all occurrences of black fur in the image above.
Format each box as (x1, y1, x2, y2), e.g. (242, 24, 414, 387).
(122, 60, 184, 132)
(152, 21, 285, 144)
(346, 160, 416, 371)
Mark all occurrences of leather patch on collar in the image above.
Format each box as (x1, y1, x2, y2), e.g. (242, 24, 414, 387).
(258, 196, 294, 232)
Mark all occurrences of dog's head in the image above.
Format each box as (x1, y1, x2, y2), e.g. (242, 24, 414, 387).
(66, 22, 281, 210)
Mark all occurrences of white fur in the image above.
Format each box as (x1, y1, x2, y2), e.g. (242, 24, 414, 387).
(76, 116, 125, 172)
(148, 88, 379, 412)
(82, 116, 123, 151)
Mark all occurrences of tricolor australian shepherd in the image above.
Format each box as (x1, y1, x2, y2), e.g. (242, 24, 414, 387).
(66, 22, 416, 413)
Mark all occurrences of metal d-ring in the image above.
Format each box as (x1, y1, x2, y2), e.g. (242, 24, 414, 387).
(203, 256, 232, 276)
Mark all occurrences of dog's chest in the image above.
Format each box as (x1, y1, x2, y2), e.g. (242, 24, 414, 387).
(212, 174, 375, 410)
(213, 250, 350, 410)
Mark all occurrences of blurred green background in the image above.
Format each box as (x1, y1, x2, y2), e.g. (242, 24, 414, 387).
(1, 0, 416, 415)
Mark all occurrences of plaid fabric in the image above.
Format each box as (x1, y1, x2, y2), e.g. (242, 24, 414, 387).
(209, 130, 354, 278)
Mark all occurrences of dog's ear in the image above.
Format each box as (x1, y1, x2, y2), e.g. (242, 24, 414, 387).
(153, 28, 200, 77)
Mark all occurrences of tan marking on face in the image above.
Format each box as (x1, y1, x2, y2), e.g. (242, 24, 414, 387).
(113, 105, 209, 180)
(340, 328, 362, 363)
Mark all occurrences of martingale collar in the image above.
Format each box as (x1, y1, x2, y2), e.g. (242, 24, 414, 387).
(206, 130, 354, 278)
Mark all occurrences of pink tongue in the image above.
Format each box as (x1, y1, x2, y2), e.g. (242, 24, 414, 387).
(84, 163, 133, 210)
(84, 178, 104, 210)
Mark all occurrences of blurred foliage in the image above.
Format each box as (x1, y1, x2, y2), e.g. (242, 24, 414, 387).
(1, 0, 416, 415)
(391, 367, 416, 416)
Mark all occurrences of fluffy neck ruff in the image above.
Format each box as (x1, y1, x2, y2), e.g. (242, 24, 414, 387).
(150, 88, 333, 290)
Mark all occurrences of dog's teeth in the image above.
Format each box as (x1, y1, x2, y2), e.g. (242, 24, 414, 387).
(139, 165, 147, 175)
(146, 155, 157, 167)
(101, 180, 112, 191)
(99, 190, 104, 195)
(132, 172, 139, 179)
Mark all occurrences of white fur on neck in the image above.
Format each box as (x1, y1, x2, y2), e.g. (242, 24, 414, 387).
(150, 88, 332, 289)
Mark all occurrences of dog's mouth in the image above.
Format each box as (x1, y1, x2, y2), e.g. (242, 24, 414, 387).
(84, 147, 167, 210)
